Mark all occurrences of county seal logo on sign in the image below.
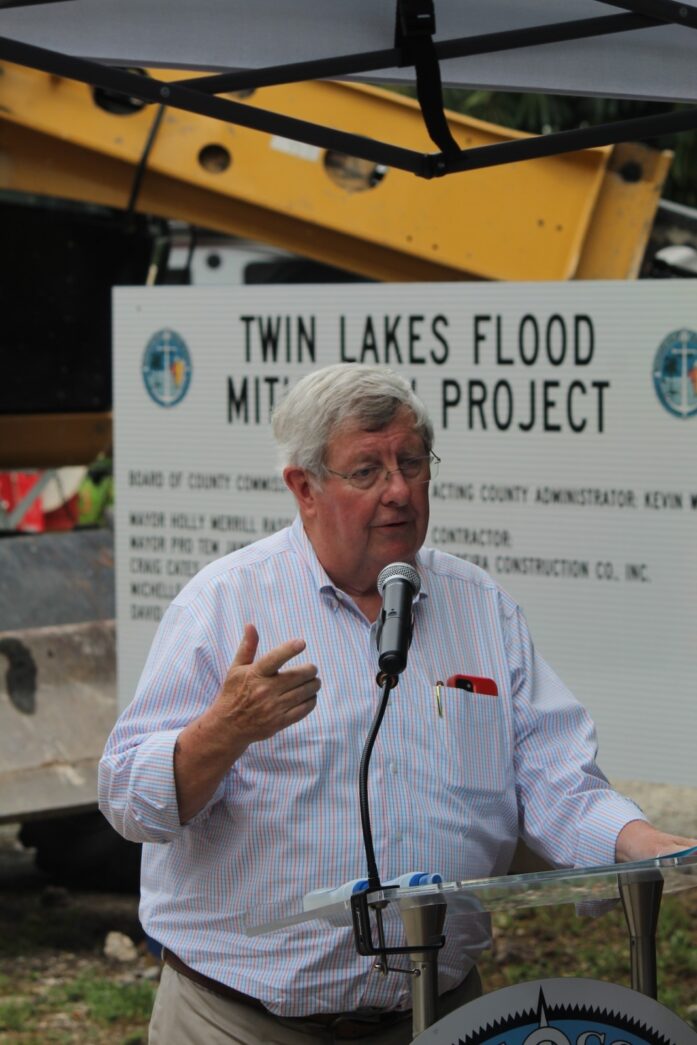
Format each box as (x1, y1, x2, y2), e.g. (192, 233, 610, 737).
(652, 328, 697, 419)
(412, 979, 697, 1045)
(142, 329, 192, 407)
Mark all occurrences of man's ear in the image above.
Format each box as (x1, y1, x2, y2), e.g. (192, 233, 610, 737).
(283, 466, 319, 517)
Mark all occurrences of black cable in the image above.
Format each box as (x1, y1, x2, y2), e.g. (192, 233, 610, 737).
(359, 676, 397, 892)
(183, 225, 198, 276)
(127, 102, 166, 215)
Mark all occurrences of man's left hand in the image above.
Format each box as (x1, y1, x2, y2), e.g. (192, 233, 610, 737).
(615, 819, 697, 862)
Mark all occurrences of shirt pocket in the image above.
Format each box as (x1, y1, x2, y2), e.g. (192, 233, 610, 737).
(438, 685, 509, 794)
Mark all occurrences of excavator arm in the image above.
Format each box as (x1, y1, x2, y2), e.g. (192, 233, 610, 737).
(0, 63, 670, 284)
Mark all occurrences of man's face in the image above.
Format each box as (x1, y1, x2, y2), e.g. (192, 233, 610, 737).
(290, 407, 431, 596)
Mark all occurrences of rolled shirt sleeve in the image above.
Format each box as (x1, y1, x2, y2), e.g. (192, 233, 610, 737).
(98, 603, 225, 843)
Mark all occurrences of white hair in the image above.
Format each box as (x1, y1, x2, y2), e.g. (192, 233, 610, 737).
(272, 364, 434, 475)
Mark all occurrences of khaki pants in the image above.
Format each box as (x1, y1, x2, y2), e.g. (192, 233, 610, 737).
(149, 964, 482, 1044)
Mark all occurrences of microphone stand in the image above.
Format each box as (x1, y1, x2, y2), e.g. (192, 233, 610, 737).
(351, 669, 446, 1040)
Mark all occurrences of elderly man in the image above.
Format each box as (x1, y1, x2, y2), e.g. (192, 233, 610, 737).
(99, 364, 693, 1044)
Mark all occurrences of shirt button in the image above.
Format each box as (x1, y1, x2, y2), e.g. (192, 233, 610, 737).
(389, 762, 398, 773)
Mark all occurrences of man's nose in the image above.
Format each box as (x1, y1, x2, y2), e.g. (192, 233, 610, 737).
(380, 467, 411, 502)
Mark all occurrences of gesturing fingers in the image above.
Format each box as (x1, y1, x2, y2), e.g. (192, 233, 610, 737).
(216, 630, 321, 744)
(238, 665, 320, 741)
(272, 669, 322, 725)
(230, 623, 259, 668)
(254, 637, 309, 678)
(249, 658, 321, 727)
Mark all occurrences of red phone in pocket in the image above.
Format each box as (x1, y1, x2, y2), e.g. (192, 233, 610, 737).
(446, 674, 498, 696)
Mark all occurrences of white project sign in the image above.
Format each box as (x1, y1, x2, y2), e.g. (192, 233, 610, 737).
(113, 282, 697, 786)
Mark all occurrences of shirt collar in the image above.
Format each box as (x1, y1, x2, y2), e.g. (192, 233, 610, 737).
(288, 515, 429, 604)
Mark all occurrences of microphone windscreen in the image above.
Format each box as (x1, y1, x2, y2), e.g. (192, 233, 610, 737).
(377, 561, 421, 597)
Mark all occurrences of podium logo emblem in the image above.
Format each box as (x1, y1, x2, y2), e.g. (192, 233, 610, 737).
(652, 329, 697, 419)
(142, 329, 192, 407)
(453, 989, 673, 1043)
(412, 978, 697, 1045)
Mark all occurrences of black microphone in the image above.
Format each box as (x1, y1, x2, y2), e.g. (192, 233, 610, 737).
(376, 562, 421, 676)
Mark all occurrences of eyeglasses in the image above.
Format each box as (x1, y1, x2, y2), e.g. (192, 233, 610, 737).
(325, 452, 440, 491)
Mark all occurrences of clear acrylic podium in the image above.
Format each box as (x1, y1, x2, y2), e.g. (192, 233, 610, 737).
(245, 849, 697, 1041)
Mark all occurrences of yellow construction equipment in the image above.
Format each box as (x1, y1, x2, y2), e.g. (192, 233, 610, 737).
(0, 62, 671, 284)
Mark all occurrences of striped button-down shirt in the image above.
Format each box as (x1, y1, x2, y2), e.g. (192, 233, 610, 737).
(98, 515, 644, 1016)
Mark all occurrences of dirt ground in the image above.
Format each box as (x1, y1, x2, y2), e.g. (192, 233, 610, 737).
(0, 826, 155, 1044)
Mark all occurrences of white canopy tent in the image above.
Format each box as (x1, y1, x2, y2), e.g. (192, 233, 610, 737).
(1, 0, 696, 175)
